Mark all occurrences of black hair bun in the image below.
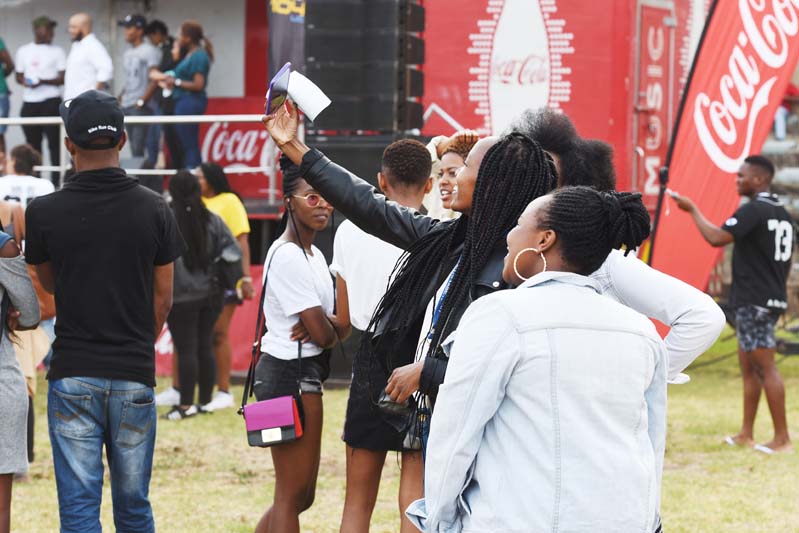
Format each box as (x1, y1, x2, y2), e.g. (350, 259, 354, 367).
(601, 191, 650, 254)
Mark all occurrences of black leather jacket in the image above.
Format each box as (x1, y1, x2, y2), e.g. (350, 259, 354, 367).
(300, 148, 509, 397)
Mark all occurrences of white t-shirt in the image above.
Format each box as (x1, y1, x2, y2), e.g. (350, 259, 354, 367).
(261, 240, 335, 360)
(64, 33, 113, 100)
(329, 220, 404, 331)
(14, 43, 67, 102)
(0, 175, 55, 208)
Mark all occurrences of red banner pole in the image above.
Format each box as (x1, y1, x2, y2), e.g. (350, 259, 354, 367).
(647, 0, 719, 266)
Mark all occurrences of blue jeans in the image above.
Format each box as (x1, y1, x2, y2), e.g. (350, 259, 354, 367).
(48, 377, 156, 533)
(122, 105, 153, 159)
(174, 93, 207, 169)
(145, 105, 163, 167)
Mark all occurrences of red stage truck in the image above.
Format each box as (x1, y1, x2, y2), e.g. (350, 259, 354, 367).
(187, 0, 712, 377)
(203, 0, 709, 215)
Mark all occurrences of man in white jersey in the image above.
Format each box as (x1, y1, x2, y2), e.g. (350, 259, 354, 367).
(330, 139, 432, 533)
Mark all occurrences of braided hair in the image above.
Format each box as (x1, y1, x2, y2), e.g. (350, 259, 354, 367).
(277, 154, 304, 236)
(169, 170, 211, 271)
(541, 186, 651, 275)
(365, 133, 558, 370)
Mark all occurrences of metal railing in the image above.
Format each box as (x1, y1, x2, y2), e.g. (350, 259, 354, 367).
(0, 113, 278, 201)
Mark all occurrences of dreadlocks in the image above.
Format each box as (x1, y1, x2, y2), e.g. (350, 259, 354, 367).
(364, 132, 558, 371)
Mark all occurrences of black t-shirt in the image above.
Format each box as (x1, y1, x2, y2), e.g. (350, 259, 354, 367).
(25, 168, 184, 386)
(722, 193, 793, 311)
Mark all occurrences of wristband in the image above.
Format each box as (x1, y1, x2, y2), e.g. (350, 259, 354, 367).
(174, 78, 183, 87)
(236, 277, 253, 291)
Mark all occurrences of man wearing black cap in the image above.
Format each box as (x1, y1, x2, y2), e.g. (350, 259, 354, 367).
(24, 90, 183, 533)
(118, 14, 161, 166)
(13, 16, 66, 178)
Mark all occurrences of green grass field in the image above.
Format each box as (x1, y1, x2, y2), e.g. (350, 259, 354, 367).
(11, 328, 799, 532)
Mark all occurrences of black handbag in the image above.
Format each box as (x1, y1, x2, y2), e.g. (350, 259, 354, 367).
(213, 241, 244, 292)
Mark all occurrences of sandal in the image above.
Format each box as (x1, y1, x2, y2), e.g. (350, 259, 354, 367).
(163, 405, 198, 421)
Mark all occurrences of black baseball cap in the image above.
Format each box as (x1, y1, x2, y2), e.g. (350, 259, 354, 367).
(59, 91, 124, 150)
(118, 14, 147, 28)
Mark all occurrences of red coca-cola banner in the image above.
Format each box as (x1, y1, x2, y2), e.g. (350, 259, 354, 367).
(652, 0, 799, 290)
(200, 97, 282, 219)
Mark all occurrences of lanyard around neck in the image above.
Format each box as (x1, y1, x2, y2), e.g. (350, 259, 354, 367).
(427, 258, 460, 341)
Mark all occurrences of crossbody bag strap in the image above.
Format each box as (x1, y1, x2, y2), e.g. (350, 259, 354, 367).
(240, 241, 292, 412)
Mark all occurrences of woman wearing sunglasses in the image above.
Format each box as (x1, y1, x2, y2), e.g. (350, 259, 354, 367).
(252, 156, 349, 533)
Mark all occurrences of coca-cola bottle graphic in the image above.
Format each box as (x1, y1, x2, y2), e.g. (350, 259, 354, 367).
(488, 0, 551, 133)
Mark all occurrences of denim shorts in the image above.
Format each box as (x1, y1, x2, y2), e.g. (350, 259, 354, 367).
(735, 305, 780, 352)
(0, 94, 9, 135)
(253, 352, 330, 401)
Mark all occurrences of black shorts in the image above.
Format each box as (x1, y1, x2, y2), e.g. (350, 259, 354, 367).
(734, 305, 780, 352)
(253, 352, 330, 401)
(342, 349, 409, 452)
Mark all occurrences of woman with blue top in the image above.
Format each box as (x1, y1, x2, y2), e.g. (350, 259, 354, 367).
(0, 229, 40, 533)
(151, 20, 213, 169)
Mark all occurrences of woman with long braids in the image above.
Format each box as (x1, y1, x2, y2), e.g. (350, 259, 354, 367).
(253, 156, 348, 533)
(163, 170, 238, 420)
(408, 187, 667, 532)
(262, 103, 557, 419)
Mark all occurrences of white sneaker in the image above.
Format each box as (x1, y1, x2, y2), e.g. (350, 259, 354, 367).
(155, 387, 180, 407)
(202, 390, 235, 412)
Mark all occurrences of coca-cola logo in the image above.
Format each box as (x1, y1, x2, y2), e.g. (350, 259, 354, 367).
(694, 0, 799, 172)
(201, 122, 277, 174)
(492, 54, 548, 86)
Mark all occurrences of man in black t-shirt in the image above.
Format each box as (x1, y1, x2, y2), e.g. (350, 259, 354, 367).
(25, 90, 183, 532)
(673, 154, 792, 454)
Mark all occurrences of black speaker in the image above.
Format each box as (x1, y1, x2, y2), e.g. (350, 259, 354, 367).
(305, 0, 425, 132)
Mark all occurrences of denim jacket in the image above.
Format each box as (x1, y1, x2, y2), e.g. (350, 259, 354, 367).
(407, 271, 668, 532)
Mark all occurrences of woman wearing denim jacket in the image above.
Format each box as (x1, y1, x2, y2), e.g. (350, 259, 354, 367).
(409, 187, 668, 532)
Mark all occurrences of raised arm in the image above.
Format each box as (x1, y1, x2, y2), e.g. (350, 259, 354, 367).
(601, 250, 725, 382)
(264, 101, 443, 250)
(672, 193, 734, 247)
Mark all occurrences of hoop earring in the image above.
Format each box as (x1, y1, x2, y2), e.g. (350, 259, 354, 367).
(513, 247, 547, 281)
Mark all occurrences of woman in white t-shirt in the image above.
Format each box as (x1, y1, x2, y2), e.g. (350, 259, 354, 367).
(251, 155, 349, 533)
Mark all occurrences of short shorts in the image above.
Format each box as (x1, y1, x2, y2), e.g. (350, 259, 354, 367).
(734, 305, 780, 352)
(0, 94, 9, 135)
(342, 348, 410, 452)
(253, 352, 330, 401)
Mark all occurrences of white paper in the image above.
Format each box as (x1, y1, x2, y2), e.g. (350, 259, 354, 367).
(288, 71, 332, 122)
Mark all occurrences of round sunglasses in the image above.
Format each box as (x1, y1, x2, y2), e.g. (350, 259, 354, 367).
(292, 193, 327, 207)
